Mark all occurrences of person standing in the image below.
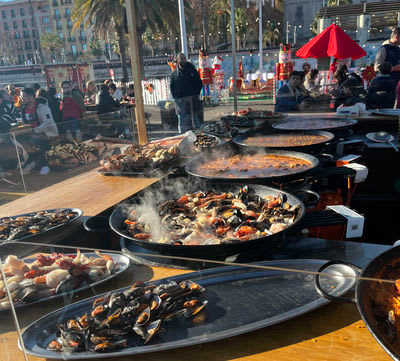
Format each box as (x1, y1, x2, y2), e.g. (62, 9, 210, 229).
(60, 80, 83, 142)
(375, 27, 400, 82)
(170, 53, 203, 133)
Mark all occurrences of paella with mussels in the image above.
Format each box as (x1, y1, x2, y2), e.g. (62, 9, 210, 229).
(123, 186, 301, 246)
(0, 209, 80, 242)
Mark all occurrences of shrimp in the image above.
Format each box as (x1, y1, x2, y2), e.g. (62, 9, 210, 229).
(3, 255, 27, 276)
(45, 269, 70, 288)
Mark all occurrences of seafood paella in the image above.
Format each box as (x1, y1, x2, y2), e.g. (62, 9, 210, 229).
(48, 280, 207, 352)
(123, 186, 301, 246)
(0, 250, 118, 310)
(0, 209, 80, 242)
(193, 153, 313, 179)
(240, 134, 330, 148)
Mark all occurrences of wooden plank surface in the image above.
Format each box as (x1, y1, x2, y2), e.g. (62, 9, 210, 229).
(0, 168, 160, 217)
(0, 264, 391, 361)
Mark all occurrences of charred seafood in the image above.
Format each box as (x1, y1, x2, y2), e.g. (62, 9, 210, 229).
(200, 121, 238, 138)
(192, 134, 219, 152)
(123, 186, 301, 246)
(99, 144, 179, 172)
(47, 280, 207, 353)
(0, 250, 118, 310)
(46, 142, 99, 167)
(0, 209, 79, 242)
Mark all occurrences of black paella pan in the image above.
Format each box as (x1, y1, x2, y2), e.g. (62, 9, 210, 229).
(184, 147, 319, 184)
(109, 180, 305, 258)
(233, 130, 335, 153)
(272, 117, 357, 132)
(315, 246, 400, 361)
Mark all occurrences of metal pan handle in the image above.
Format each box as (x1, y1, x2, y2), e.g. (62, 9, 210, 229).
(314, 260, 362, 303)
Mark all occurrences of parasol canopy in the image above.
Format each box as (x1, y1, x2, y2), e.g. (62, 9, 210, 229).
(296, 24, 366, 60)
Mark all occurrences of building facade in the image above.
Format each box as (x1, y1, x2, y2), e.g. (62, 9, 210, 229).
(49, 0, 89, 62)
(0, 0, 91, 65)
(0, 0, 51, 64)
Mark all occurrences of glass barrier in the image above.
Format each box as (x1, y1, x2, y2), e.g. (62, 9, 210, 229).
(0, 234, 386, 361)
(0, 96, 278, 205)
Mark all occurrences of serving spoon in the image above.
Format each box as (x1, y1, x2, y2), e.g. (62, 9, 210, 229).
(366, 131, 399, 152)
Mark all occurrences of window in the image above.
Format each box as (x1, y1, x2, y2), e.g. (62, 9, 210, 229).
(25, 40, 32, 49)
(33, 40, 38, 49)
(11, 9, 15, 18)
(71, 44, 77, 56)
(54, 9, 60, 19)
(22, 19, 27, 28)
(52, 0, 58, 6)
(18, 54, 24, 64)
(65, 8, 70, 17)
(59, 32, 64, 39)
(20, 8, 25, 17)
(15, 31, 20, 39)
(23, 30, 30, 38)
(67, 19, 72, 29)
(32, 29, 37, 38)
(3, 22, 8, 30)
(1, 10, 6, 19)
(45, 26, 51, 33)
(13, 20, 18, 29)
(82, 43, 87, 51)
(42, 16, 49, 24)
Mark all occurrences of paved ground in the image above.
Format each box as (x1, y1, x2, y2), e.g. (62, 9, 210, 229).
(0, 99, 275, 203)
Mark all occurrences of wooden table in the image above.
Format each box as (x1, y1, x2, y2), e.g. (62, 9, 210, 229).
(0, 168, 160, 217)
(0, 168, 393, 361)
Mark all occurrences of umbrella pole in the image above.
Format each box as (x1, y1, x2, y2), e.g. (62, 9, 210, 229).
(125, 0, 148, 145)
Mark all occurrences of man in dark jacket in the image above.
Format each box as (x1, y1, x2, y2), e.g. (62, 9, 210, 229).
(375, 27, 400, 82)
(170, 53, 203, 133)
(367, 62, 396, 109)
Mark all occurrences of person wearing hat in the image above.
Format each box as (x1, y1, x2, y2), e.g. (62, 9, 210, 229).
(375, 27, 400, 82)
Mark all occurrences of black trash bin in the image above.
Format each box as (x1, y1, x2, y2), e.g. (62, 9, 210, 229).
(158, 100, 178, 131)
(158, 99, 204, 131)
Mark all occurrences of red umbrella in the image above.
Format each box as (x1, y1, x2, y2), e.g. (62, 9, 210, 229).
(296, 24, 366, 60)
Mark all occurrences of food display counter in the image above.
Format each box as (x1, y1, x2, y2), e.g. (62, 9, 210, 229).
(0, 111, 399, 361)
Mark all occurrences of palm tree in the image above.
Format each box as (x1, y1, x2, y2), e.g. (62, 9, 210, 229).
(40, 33, 64, 62)
(263, 24, 281, 47)
(227, 7, 250, 50)
(73, 0, 190, 81)
(72, 0, 129, 81)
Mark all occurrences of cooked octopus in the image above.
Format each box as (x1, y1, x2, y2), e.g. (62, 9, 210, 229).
(123, 186, 301, 246)
(48, 280, 207, 353)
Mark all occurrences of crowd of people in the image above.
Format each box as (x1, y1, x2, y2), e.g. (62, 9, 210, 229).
(0, 79, 130, 176)
(275, 27, 400, 113)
